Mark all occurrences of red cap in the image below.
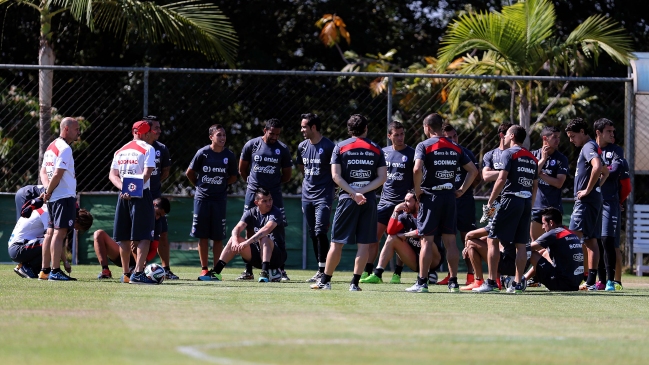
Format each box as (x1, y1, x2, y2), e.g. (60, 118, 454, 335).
(132, 121, 151, 135)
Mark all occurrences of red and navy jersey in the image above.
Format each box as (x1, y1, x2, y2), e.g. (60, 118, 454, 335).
(574, 140, 602, 203)
(600, 143, 624, 202)
(414, 136, 470, 194)
(500, 146, 538, 197)
(386, 211, 420, 248)
(331, 137, 386, 201)
(536, 227, 584, 287)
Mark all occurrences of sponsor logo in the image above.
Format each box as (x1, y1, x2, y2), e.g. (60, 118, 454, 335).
(117, 159, 139, 165)
(387, 172, 404, 181)
(263, 157, 279, 163)
(606, 152, 613, 158)
(253, 165, 277, 174)
(156, 150, 161, 157)
(350, 169, 371, 179)
(275, 149, 281, 155)
(433, 160, 456, 166)
(568, 243, 581, 249)
(254, 155, 262, 162)
(435, 170, 454, 179)
(201, 175, 224, 185)
(203, 166, 210, 172)
(493, 162, 505, 169)
(387, 162, 406, 168)
(350, 181, 369, 188)
(69, 219, 74, 227)
(45, 162, 54, 167)
(348, 159, 374, 165)
(402, 156, 408, 162)
(517, 167, 536, 174)
(304, 167, 320, 176)
(318, 148, 324, 154)
(211, 167, 227, 173)
(574, 266, 584, 275)
(224, 158, 228, 164)
(518, 177, 533, 187)
(573, 253, 584, 262)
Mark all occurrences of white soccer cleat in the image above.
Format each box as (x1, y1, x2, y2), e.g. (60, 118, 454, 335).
(479, 202, 501, 224)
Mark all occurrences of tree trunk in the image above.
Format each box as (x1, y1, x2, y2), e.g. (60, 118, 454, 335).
(519, 85, 532, 149)
(38, 9, 53, 176)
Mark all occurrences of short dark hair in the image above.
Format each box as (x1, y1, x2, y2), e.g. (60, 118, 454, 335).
(565, 117, 589, 134)
(301, 113, 321, 131)
(498, 122, 513, 135)
(442, 122, 456, 133)
(540, 207, 562, 226)
(406, 189, 417, 201)
(154, 197, 171, 214)
(76, 209, 94, 232)
(423, 113, 443, 132)
(143, 115, 159, 122)
(264, 118, 282, 129)
(509, 125, 527, 144)
(347, 114, 368, 137)
(209, 124, 225, 136)
(388, 121, 404, 135)
(594, 118, 614, 133)
(540, 125, 560, 138)
(255, 187, 271, 199)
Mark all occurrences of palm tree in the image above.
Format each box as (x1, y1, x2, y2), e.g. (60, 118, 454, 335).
(436, 0, 634, 135)
(0, 0, 238, 162)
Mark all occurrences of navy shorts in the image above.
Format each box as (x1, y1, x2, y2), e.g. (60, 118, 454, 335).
(601, 200, 620, 239)
(488, 197, 531, 244)
(244, 188, 287, 226)
(569, 199, 602, 240)
(302, 200, 332, 237)
(535, 257, 579, 291)
(377, 201, 397, 226)
(8, 238, 43, 271)
(331, 197, 377, 245)
(498, 246, 517, 276)
(417, 192, 456, 236)
(242, 242, 287, 269)
(113, 189, 155, 242)
(47, 197, 76, 230)
(191, 199, 227, 241)
(456, 195, 477, 233)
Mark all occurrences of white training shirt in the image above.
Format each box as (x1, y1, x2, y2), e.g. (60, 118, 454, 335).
(111, 140, 156, 189)
(9, 206, 49, 245)
(42, 138, 76, 201)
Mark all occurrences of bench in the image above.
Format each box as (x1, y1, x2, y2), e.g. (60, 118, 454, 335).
(633, 205, 649, 276)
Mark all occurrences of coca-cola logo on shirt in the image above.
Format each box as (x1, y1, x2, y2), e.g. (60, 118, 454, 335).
(253, 165, 277, 174)
(202, 175, 224, 185)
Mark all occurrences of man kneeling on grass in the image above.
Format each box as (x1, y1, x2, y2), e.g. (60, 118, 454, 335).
(201, 187, 287, 282)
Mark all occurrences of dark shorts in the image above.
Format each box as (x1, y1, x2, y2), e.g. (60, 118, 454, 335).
(377, 201, 398, 226)
(601, 200, 620, 240)
(488, 197, 531, 244)
(109, 253, 136, 268)
(498, 246, 517, 276)
(242, 242, 287, 269)
(417, 192, 456, 236)
(47, 197, 76, 230)
(569, 199, 602, 240)
(113, 189, 155, 242)
(302, 200, 332, 237)
(244, 188, 287, 226)
(331, 197, 377, 245)
(456, 195, 477, 233)
(535, 257, 579, 291)
(191, 199, 227, 241)
(8, 238, 43, 271)
(531, 209, 543, 224)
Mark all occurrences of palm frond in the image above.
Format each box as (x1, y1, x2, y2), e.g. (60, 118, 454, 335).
(565, 14, 634, 65)
(501, 0, 555, 49)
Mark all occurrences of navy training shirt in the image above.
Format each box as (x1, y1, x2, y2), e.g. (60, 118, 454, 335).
(188, 146, 238, 201)
(500, 146, 539, 197)
(532, 149, 568, 211)
(536, 227, 584, 288)
(574, 140, 602, 203)
(150, 140, 171, 199)
(455, 146, 478, 199)
(482, 147, 507, 171)
(330, 137, 386, 202)
(240, 205, 286, 248)
(379, 145, 415, 205)
(296, 137, 336, 202)
(240, 137, 293, 192)
(414, 136, 470, 195)
(600, 143, 624, 202)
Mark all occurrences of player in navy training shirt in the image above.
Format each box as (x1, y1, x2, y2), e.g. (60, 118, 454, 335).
(476, 125, 538, 293)
(310, 114, 387, 291)
(186, 124, 239, 281)
(482, 123, 513, 185)
(565, 117, 609, 290)
(531, 126, 568, 241)
(362, 121, 415, 283)
(410, 114, 478, 293)
(296, 113, 336, 283)
(239, 118, 293, 280)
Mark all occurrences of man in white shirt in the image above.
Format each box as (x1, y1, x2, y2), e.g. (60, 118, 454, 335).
(109, 120, 156, 284)
(39, 117, 80, 281)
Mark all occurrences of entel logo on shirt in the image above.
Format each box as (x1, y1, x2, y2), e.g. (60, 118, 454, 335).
(203, 166, 210, 173)
(254, 155, 262, 162)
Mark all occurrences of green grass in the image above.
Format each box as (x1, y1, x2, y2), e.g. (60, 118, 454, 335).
(1, 265, 649, 364)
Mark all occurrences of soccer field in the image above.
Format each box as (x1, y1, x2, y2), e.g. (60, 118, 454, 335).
(1, 265, 649, 365)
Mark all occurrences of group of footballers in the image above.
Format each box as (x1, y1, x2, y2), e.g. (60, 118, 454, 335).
(7, 111, 631, 292)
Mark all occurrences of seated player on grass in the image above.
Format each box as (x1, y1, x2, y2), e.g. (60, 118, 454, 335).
(203, 187, 287, 283)
(94, 197, 170, 279)
(522, 207, 584, 292)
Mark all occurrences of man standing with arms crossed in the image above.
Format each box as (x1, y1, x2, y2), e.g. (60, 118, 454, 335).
(296, 113, 336, 283)
(39, 117, 80, 281)
(310, 114, 387, 291)
(410, 113, 478, 293)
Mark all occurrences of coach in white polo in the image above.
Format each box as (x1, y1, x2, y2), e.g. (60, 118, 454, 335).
(39, 117, 80, 281)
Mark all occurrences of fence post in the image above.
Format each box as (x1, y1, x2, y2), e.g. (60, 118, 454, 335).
(625, 73, 635, 269)
(386, 76, 394, 146)
(143, 67, 149, 117)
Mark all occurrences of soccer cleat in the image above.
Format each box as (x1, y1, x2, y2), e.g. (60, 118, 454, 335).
(579, 283, 597, 291)
(121, 274, 130, 283)
(38, 270, 49, 281)
(258, 270, 270, 283)
(390, 273, 401, 284)
(460, 279, 484, 291)
(360, 272, 369, 280)
(437, 274, 450, 285)
(359, 273, 383, 284)
(428, 271, 438, 284)
(349, 283, 362, 291)
(14, 264, 37, 279)
(164, 270, 179, 280)
(472, 281, 500, 293)
(280, 270, 290, 282)
(405, 282, 429, 293)
(129, 272, 157, 285)
(465, 273, 475, 285)
(448, 281, 460, 293)
(605, 280, 615, 291)
(614, 281, 623, 291)
(236, 271, 254, 280)
(526, 277, 542, 287)
(97, 268, 112, 279)
(306, 271, 324, 283)
(310, 281, 331, 290)
(48, 270, 77, 281)
(198, 270, 222, 281)
(480, 202, 501, 224)
(595, 281, 606, 291)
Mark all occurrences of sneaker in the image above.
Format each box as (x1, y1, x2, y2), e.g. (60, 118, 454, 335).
(48, 270, 77, 281)
(605, 280, 616, 291)
(349, 283, 362, 291)
(428, 271, 438, 284)
(390, 273, 401, 284)
(38, 270, 49, 281)
(595, 281, 606, 291)
(579, 283, 597, 291)
(121, 273, 130, 283)
(437, 274, 450, 285)
(527, 277, 542, 287)
(236, 271, 254, 280)
(306, 271, 323, 283)
(405, 282, 429, 293)
(360, 272, 369, 280)
(198, 270, 222, 281)
(506, 282, 524, 294)
(165, 270, 179, 280)
(129, 272, 157, 285)
(465, 273, 475, 285)
(473, 281, 500, 293)
(460, 279, 484, 291)
(14, 264, 37, 279)
(97, 268, 112, 279)
(258, 270, 270, 283)
(280, 270, 290, 282)
(448, 281, 460, 293)
(310, 280, 331, 290)
(359, 273, 382, 284)
(614, 281, 623, 291)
